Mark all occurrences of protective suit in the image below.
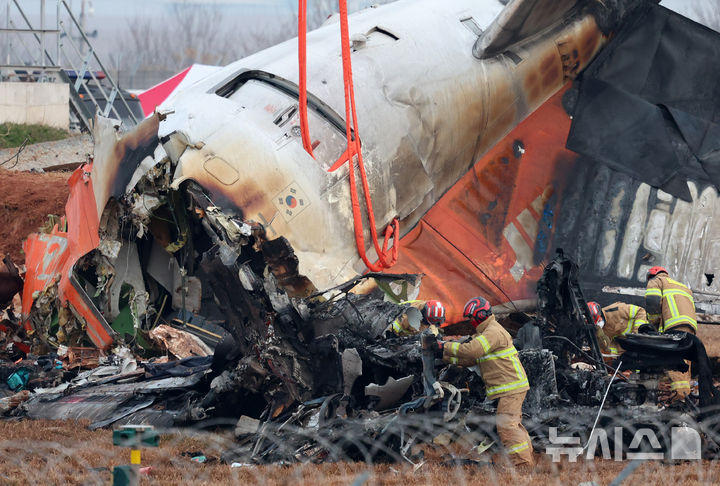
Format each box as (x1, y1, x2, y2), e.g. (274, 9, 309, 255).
(597, 302, 648, 354)
(442, 302, 533, 467)
(646, 270, 698, 399)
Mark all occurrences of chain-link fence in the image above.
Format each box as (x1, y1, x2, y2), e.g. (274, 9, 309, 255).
(1, 405, 720, 485)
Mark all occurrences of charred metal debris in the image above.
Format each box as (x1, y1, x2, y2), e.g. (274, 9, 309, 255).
(3, 227, 720, 463)
(3, 124, 720, 462)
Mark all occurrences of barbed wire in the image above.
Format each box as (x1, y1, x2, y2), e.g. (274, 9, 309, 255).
(1, 407, 719, 485)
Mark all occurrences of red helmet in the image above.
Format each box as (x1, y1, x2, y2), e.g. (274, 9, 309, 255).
(646, 266, 668, 281)
(587, 301, 605, 328)
(423, 300, 446, 325)
(463, 296, 492, 326)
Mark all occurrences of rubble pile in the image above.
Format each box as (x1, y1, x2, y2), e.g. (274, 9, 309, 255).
(0, 116, 718, 465)
(2, 0, 720, 472)
(4, 229, 720, 463)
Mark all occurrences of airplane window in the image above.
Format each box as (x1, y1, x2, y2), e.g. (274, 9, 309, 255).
(460, 17, 483, 36)
(216, 72, 348, 171)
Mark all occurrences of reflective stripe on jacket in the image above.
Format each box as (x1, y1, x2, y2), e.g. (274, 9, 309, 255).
(442, 315, 529, 399)
(603, 302, 648, 338)
(645, 275, 697, 333)
(597, 302, 647, 354)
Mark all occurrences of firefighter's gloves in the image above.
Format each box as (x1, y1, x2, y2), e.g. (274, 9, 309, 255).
(637, 323, 659, 335)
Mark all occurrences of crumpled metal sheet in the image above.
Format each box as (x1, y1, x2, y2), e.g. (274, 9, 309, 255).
(22, 372, 204, 425)
(21, 166, 114, 349)
(341, 348, 362, 397)
(365, 375, 415, 410)
(24, 391, 147, 423)
(59, 346, 102, 370)
(107, 241, 148, 321)
(91, 114, 160, 219)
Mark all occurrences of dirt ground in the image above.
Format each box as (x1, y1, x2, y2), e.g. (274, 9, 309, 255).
(0, 419, 717, 486)
(0, 169, 69, 263)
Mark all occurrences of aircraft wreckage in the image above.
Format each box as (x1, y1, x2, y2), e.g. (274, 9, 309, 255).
(3, 0, 720, 465)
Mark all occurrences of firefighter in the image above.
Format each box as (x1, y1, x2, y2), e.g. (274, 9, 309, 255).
(390, 299, 445, 335)
(588, 301, 648, 355)
(439, 296, 534, 467)
(645, 266, 697, 400)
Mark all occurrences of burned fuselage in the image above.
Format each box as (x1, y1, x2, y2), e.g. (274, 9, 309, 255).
(20, 0, 636, 347)
(11, 1, 720, 465)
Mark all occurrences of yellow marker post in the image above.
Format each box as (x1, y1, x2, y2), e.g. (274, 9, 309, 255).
(130, 449, 141, 465)
(112, 425, 158, 485)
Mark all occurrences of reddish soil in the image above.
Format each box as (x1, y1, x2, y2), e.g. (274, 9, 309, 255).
(0, 169, 69, 263)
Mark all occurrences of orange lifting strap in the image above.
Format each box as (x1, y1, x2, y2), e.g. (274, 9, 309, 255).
(297, 0, 399, 272)
(297, 0, 315, 158)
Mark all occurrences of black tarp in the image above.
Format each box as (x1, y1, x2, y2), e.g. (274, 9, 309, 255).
(568, 3, 720, 201)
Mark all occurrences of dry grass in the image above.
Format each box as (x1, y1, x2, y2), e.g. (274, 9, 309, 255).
(0, 420, 718, 485)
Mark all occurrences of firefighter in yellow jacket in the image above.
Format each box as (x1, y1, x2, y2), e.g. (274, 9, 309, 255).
(390, 300, 445, 335)
(587, 301, 648, 355)
(440, 296, 533, 467)
(645, 266, 698, 399)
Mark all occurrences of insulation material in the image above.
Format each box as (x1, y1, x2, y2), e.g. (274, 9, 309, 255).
(108, 242, 148, 320)
(149, 324, 213, 359)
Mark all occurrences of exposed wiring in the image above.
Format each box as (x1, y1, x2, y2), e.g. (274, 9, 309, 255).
(0, 137, 29, 168)
(543, 335, 623, 376)
(585, 359, 623, 450)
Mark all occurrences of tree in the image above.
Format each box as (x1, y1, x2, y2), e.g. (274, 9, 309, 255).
(117, 0, 397, 88)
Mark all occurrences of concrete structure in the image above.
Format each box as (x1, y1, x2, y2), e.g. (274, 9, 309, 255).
(0, 82, 69, 129)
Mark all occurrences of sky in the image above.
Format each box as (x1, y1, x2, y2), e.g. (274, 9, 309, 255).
(12, 0, 384, 59)
(660, 0, 707, 23)
(16, 0, 379, 18)
(6, 0, 716, 88)
(16, 0, 711, 50)
(16, 0, 704, 19)
(13, 1, 711, 46)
